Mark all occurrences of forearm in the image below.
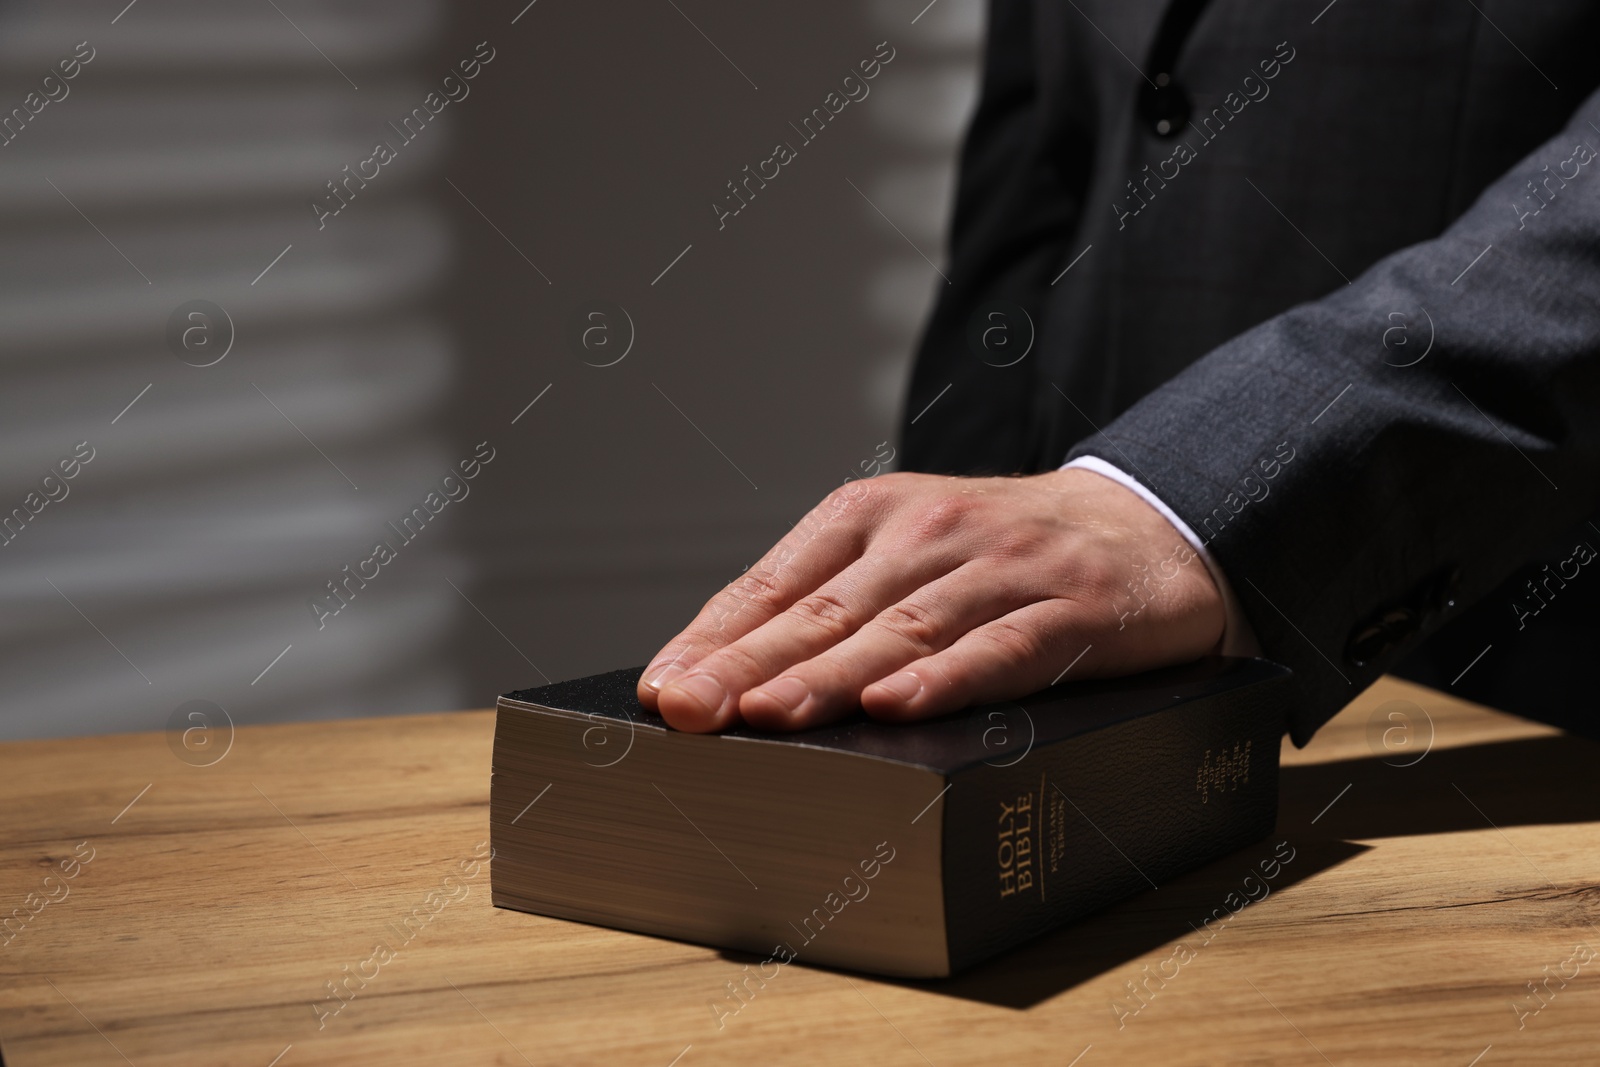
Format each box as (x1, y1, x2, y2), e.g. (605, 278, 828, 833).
(1068, 87, 1600, 744)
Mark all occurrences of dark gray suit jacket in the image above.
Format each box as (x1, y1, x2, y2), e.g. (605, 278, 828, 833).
(898, 0, 1600, 744)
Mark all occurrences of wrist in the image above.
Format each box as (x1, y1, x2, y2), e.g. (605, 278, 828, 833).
(1038, 465, 1227, 656)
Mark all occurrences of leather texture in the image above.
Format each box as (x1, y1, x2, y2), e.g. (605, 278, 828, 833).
(502, 656, 1290, 775)
(941, 660, 1288, 973)
(501, 658, 1291, 975)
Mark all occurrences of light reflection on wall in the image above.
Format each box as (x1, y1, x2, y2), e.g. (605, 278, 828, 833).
(0, 0, 989, 738)
(0, 0, 463, 738)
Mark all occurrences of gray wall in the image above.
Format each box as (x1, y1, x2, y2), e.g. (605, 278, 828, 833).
(0, 0, 980, 740)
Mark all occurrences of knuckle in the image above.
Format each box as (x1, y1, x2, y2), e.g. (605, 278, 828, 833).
(817, 485, 852, 515)
(818, 471, 928, 530)
(811, 483, 880, 536)
(905, 494, 976, 543)
(973, 617, 1046, 668)
(787, 590, 857, 641)
(874, 600, 944, 658)
(726, 565, 789, 613)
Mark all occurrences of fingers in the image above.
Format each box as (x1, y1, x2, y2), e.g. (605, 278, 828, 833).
(734, 560, 1043, 730)
(637, 466, 1229, 735)
(636, 484, 879, 717)
(859, 599, 1108, 722)
(654, 545, 962, 732)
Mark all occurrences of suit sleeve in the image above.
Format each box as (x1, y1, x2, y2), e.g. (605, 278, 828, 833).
(1066, 86, 1600, 746)
(899, 0, 1089, 476)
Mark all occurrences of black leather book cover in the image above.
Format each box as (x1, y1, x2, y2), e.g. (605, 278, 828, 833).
(934, 659, 1290, 970)
(498, 656, 1292, 975)
(502, 657, 1290, 775)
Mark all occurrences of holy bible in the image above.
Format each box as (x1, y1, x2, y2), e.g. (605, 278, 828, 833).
(489, 657, 1290, 977)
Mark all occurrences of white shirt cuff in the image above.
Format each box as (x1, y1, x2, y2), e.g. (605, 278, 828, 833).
(1061, 455, 1262, 658)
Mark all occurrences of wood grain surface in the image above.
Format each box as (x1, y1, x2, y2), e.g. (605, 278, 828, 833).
(1, 677, 1595, 1066)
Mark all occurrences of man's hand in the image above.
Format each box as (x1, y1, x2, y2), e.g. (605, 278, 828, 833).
(635, 467, 1225, 732)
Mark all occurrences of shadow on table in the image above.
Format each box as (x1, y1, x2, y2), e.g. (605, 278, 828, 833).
(865, 836, 1366, 1010)
(742, 733, 1596, 1010)
(1277, 734, 1600, 837)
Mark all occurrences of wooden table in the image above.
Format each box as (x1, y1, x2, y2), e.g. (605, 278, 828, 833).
(1, 677, 1596, 1066)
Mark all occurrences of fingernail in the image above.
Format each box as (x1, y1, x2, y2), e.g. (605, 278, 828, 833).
(871, 672, 922, 703)
(752, 676, 810, 714)
(668, 672, 727, 717)
(642, 661, 684, 691)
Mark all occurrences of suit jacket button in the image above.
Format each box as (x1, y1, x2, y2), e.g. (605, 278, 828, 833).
(1138, 74, 1190, 138)
(1433, 566, 1462, 614)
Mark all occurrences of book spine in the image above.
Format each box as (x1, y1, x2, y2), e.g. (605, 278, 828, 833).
(938, 674, 1289, 973)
